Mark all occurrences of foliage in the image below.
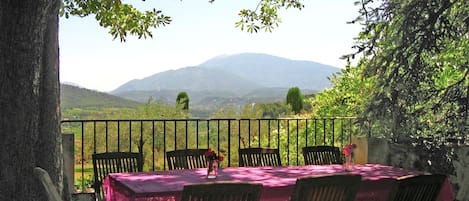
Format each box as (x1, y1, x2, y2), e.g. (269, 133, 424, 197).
(309, 61, 382, 137)
(311, 62, 373, 118)
(75, 175, 94, 192)
(410, 139, 455, 175)
(208, 104, 237, 119)
(235, 0, 304, 33)
(332, 0, 469, 140)
(61, 0, 304, 41)
(176, 91, 190, 111)
(61, 0, 171, 41)
(302, 93, 314, 112)
(255, 102, 292, 118)
(286, 87, 304, 114)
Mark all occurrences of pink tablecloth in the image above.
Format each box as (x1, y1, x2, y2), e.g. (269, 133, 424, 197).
(103, 164, 454, 201)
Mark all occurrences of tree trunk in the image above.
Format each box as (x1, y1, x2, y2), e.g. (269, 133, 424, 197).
(0, 0, 62, 200)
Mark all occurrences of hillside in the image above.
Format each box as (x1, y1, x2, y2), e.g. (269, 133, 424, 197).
(61, 84, 141, 110)
(113, 89, 238, 104)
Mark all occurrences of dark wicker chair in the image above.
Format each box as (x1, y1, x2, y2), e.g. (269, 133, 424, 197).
(181, 182, 263, 201)
(302, 146, 343, 165)
(239, 147, 282, 167)
(290, 174, 362, 201)
(166, 148, 208, 170)
(92, 152, 143, 201)
(34, 167, 63, 201)
(387, 174, 447, 201)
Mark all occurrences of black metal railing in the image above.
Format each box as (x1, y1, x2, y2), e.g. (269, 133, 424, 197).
(61, 117, 361, 191)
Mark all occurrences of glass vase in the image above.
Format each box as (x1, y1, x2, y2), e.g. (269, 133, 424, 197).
(206, 159, 218, 179)
(344, 155, 353, 171)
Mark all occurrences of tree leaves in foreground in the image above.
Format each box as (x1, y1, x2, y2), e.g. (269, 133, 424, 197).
(235, 0, 304, 33)
(61, 0, 305, 40)
(61, 0, 171, 41)
(344, 0, 468, 139)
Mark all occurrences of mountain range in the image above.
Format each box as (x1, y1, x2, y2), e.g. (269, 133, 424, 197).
(111, 53, 340, 105)
(60, 53, 340, 118)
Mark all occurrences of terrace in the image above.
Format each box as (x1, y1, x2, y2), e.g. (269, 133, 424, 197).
(61, 117, 468, 201)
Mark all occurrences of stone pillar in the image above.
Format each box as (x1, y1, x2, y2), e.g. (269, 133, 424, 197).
(367, 137, 390, 165)
(352, 137, 369, 164)
(62, 133, 75, 195)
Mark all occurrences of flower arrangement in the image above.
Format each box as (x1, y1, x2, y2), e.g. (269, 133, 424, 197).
(342, 143, 356, 171)
(205, 148, 223, 178)
(204, 148, 224, 162)
(342, 143, 357, 156)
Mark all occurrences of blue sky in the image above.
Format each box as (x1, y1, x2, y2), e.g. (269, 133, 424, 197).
(59, 0, 362, 92)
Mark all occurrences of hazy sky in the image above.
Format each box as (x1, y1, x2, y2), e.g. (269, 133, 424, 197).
(59, 0, 362, 92)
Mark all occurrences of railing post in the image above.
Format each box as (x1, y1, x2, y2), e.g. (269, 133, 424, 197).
(314, 118, 317, 145)
(228, 120, 231, 167)
(174, 120, 177, 150)
(163, 121, 167, 170)
(207, 120, 210, 148)
(117, 121, 121, 152)
(217, 119, 220, 155)
(332, 118, 335, 145)
(258, 119, 261, 147)
(152, 121, 155, 171)
(196, 120, 199, 149)
(287, 120, 290, 165)
(268, 120, 271, 147)
(248, 119, 251, 148)
(305, 119, 308, 147)
(296, 119, 299, 165)
(185, 120, 188, 150)
(323, 119, 326, 145)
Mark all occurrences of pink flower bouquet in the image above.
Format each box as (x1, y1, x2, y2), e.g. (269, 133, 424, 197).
(342, 143, 357, 156)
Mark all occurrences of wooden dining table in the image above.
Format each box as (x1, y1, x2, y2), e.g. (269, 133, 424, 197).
(103, 164, 454, 201)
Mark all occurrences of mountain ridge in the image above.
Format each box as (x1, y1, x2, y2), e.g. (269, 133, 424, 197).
(200, 53, 338, 90)
(111, 53, 340, 95)
(112, 66, 263, 95)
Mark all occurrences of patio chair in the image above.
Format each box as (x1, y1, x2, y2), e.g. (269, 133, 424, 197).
(166, 148, 208, 170)
(302, 146, 343, 165)
(34, 167, 63, 201)
(290, 174, 362, 201)
(181, 182, 263, 201)
(92, 152, 143, 201)
(239, 147, 282, 167)
(387, 174, 447, 201)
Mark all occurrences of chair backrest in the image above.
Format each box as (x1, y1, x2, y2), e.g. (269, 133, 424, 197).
(166, 149, 208, 170)
(239, 148, 282, 167)
(388, 174, 447, 201)
(92, 152, 143, 200)
(302, 146, 343, 165)
(290, 174, 362, 201)
(181, 182, 263, 201)
(34, 167, 63, 201)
